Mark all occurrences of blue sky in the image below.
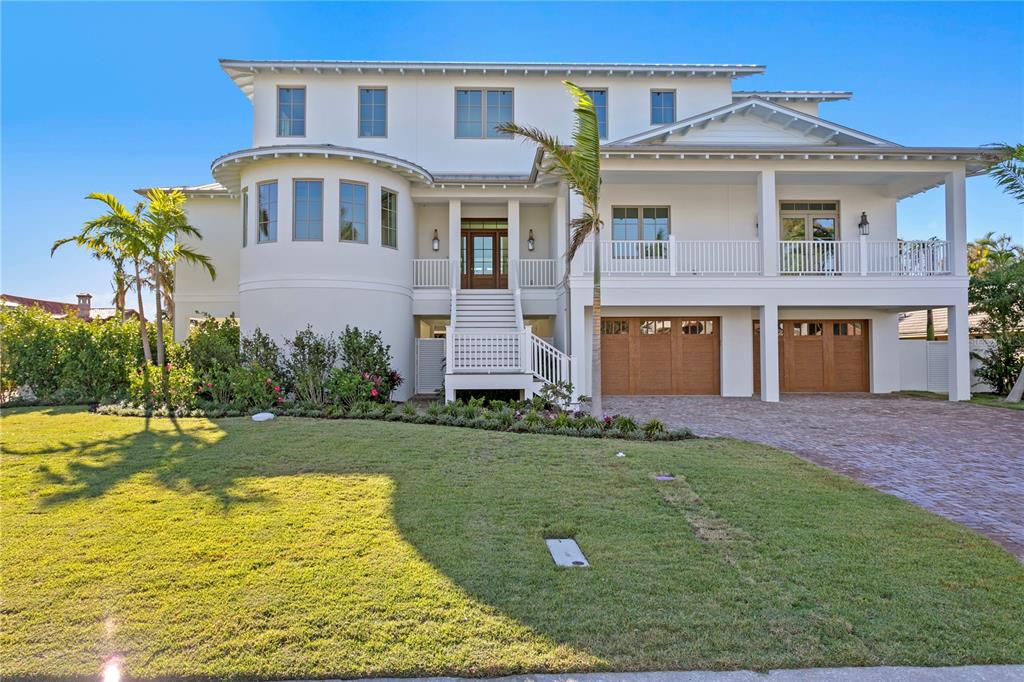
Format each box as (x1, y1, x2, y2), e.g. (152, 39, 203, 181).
(2, 1, 1022, 303)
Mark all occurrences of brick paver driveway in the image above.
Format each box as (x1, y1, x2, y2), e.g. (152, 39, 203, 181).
(604, 394, 1024, 560)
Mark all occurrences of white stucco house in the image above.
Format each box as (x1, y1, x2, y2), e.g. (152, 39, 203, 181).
(162, 58, 998, 403)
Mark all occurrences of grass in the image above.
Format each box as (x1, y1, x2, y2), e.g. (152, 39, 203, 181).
(899, 390, 1024, 411)
(2, 407, 1022, 681)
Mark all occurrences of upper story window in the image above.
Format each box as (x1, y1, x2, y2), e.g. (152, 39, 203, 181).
(381, 188, 398, 248)
(650, 90, 676, 125)
(277, 87, 306, 137)
(584, 88, 608, 139)
(456, 88, 513, 138)
(257, 181, 278, 243)
(359, 87, 387, 137)
(611, 207, 669, 240)
(241, 188, 248, 248)
(339, 181, 367, 242)
(293, 179, 323, 241)
(780, 201, 839, 241)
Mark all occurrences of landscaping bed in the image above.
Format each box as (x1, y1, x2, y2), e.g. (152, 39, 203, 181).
(2, 407, 1022, 680)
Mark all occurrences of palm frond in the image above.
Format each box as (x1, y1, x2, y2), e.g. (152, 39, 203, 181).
(566, 214, 599, 264)
(171, 244, 217, 281)
(989, 143, 1024, 204)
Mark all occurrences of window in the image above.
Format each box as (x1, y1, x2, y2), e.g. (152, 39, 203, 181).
(611, 207, 669, 240)
(780, 201, 839, 241)
(339, 181, 367, 242)
(640, 320, 673, 335)
(833, 322, 863, 336)
(359, 87, 387, 137)
(456, 88, 513, 138)
(585, 88, 608, 139)
(651, 90, 675, 125)
(277, 87, 305, 137)
(256, 181, 278, 243)
(681, 319, 715, 335)
(381, 188, 398, 248)
(293, 180, 323, 241)
(792, 322, 823, 336)
(241, 188, 248, 248)
(602, 319, 629, 335)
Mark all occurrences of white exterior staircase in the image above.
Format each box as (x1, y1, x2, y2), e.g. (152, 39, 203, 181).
(443, 273, 575, 401)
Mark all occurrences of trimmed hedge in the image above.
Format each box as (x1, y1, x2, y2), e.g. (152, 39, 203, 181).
(94, 400, 696, 441)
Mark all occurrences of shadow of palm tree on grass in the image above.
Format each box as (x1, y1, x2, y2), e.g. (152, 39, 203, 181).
(3, 406, 1023, 678)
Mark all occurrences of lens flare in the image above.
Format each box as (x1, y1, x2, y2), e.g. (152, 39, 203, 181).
(102, 657, 121, 682)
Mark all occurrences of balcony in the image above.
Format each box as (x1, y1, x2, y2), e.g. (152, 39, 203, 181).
(413, 258, 558, 288)
(578, 238, 951, 277)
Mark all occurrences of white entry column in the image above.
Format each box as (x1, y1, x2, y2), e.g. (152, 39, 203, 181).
(759, 303, 780, 402)
(507, 199, 521, 275)
(757, 170, 779, 276)
(448, 199, 461, 289)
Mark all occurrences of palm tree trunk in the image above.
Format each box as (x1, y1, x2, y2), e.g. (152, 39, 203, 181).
(153, 265, 170, 400)
(926, 308, 935, 340)
(1006, 365, 1024, 403)
(134, 259, 153, 363)
(590, 223, 602, 417)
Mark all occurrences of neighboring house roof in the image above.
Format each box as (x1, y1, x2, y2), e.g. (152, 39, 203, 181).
(608, 98, 895, 147)
(732, 90, 853, 103)
(1, 294, 76, 317)
(898, 308, 989, 339)
(134, 183, 229, 198)
(220, 59, 766, 100)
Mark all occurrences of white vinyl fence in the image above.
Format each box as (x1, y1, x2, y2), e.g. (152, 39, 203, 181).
(898, 339, 995, 394)
(415, 338, 446, 395)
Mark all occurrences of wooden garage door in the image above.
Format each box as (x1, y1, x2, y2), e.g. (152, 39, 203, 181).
(602, 317, 720, 395)
(754, 319, 868, 392)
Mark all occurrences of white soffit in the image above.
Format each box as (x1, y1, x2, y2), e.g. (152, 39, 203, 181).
(220, 59, 766, 100)
(609, 98, 894, 147)
(732, 90, 853, 103)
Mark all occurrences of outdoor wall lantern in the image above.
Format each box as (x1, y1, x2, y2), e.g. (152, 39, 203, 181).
(527, 229, 536, 251)
(858, 212, 870, 236)
(432, 229, 440, 251)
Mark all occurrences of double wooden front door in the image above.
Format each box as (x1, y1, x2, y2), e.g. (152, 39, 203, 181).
(461, 227, 508, 289)
(754, 319, 869, 392)
(601, 317, 721, 395)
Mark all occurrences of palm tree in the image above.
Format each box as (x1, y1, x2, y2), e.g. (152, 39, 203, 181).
(52, 193, 153, 362)
(497, 81, 604, 414)
(140, 189, 216, 384)
(986, 144, 1024, 402)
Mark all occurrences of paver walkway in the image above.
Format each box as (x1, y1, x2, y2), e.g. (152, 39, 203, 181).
(604, 394, 1024, 560)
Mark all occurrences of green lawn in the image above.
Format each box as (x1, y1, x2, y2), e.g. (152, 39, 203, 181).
(2, 407, 1022, 681)
(899, 390, 1024, 411)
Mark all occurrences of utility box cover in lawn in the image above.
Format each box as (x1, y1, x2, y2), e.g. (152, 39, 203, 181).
(545, 539, 589, 567)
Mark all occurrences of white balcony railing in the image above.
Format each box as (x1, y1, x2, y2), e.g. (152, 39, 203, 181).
(518, 259, 557, 287)
(446, 327, 575, 386)
(866, 240, 949, 276)
(676, 240, 761, 275)
(413, 258, 450, 288)
(581, 238, 761, 275)
(778, 240, 861, 275)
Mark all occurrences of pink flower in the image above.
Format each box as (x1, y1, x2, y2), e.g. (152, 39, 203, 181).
(273, 386, 281, 393)
(370, 388, 379, 398)
(266, 378, 272, 384)
(207, 382, 213, 388)
(362, 372, 370, 379)
(277, 396, 284, 403)
(166, 363, 172, 369)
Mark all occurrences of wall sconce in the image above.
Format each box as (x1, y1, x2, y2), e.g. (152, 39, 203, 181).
(858, 212, 870, 236)
(431, 229, 440, 251)
(527, 229, 535, 251)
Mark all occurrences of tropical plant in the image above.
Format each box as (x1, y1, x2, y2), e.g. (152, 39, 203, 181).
(140, 189, 216, 390)
(52, 193, 153, 362)
(283, 326, 339, 405)
(984, 143, 1024, 401)
(497, 81, 604, 415)
(968, 231, 1024, 275)
(970, 260, 1024, 396)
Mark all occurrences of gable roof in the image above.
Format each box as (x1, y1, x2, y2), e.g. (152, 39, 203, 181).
(609, 97, 896, 147)
(732, 90, 852, 103)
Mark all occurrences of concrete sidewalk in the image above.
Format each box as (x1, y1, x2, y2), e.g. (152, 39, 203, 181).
(291, 668, 1024, 682)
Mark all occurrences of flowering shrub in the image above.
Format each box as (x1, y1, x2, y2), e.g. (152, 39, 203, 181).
(325, 369, 392, 407)
(128, 362, 199, 409)
(284, 326, 339, 405)
(227, 363, 284, 409)
(186, 315, 240, 404)
(339, 326, 403, 398)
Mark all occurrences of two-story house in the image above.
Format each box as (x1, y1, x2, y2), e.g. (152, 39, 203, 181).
(163, 59, 996, 403)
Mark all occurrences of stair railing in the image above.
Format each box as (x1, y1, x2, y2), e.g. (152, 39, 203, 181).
(509, 258, 524, 330)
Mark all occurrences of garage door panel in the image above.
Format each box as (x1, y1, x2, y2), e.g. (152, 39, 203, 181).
(602, 317, 720, 396)
(601, 319, 631, 395)
(753, 319, 868, 393)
